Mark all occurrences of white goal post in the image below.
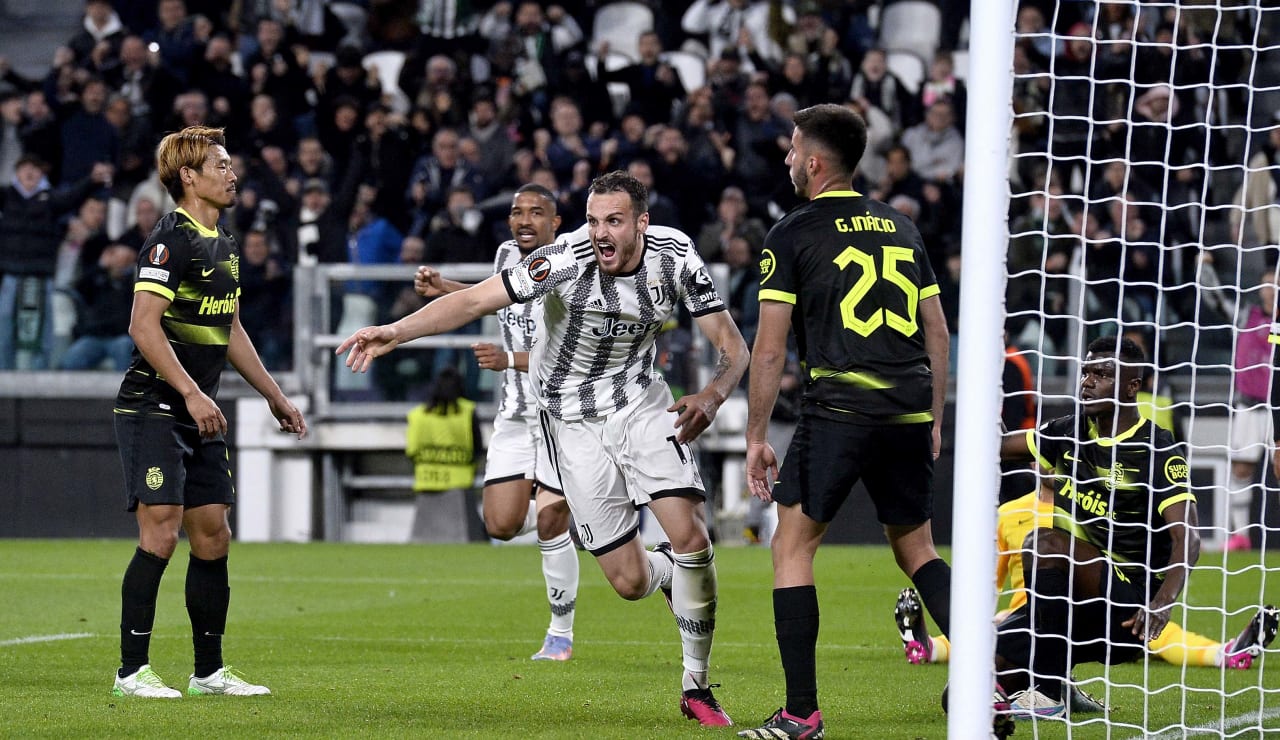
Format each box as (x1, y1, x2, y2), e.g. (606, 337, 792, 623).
(951, 1, 1279, 737)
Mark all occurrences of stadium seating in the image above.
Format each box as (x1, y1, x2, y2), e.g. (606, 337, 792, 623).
(591, 1, 654, 61)
(363, 49, 410, 114)
(886, 49, 927, 94)
(662, 49, 708, 92)
(328, 2, 369, 49)
(879, 0, 942, 62)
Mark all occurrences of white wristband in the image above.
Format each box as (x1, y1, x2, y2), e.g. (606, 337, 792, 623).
(506, 351, 515, 370)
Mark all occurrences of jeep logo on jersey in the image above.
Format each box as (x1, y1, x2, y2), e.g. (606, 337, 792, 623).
(148, 244, 170, 265)
(528, 257, 551, 282)
(591, 317, 663, 338)
(500, 308, 537, 334)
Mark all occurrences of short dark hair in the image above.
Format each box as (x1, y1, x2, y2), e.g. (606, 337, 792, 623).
(1085, 332, 1146, 366)
(514, 183, 558, 213)
(792, 104, 868, 177)
(588, 170, 648, 217)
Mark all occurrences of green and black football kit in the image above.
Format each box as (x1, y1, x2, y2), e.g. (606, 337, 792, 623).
(996, 414, 1194, 666)
(114, 208, 241, 510)
(759, 190, 941, 524)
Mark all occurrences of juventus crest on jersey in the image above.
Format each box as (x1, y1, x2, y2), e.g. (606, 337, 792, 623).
(501, 223, 726, 421)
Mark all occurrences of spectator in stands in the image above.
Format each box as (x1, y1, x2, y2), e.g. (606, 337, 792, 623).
(104, 94, 154, 195)
(117, 195, 161, 253)
(293, 177, 350, 265)
(1006, 186, 1075, 354)
(316, 96, 362, 186)
(626, 158, 680, 229)
(681, 0, 791, 73)
(0, 83, 23, 184)
(65, 193, 111, 275)
(480, 1, 583, 123)
(67, 0, 127, 69)
(767, 52, 823, 111)
(60, 76, 119, 185)
(17, 90, 60, 177)
(190, 34, 251, 133)
(422, 186, 490, 264)
(244, 17, 311, 125)
(350, 102, 417, 233)
(238, 229, 292, 370)
(287, 136, 333, 195)
(849, 47, 918, 132)
(706, 47, 749, 123)
(542, 96, 602, 187)
(241, 94, 297, 162)
(143, 0, 200, 86)
(598, 112, 648, 175)
(461, 92, 516, 190)
(695, 185, 766, 263)
(1197, 263, 1277, 551)
(58, 243, 137, 371)
(550, 49, 617, 136)
(918, 51, 967, 135)
(900, 100, 964, 185)
(1108, 192, 1159, 322)
(1046, 23, 1123, 192)
(871, 144, 924, 205)
(407, 127, 489, 237)
(0, 154, 114, 369)
(731, 81, 790, 217)
(415, 0, 485, 68)
(596, 31, 686, 127)
(401, 52, 464, 116)
(103, 36, 179, 134)
(722, 232, 759, 344)
(1232, 113, 1280, 251)
(317, 45, 383, 126)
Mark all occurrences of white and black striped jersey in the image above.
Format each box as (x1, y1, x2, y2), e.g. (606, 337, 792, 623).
(501, 223, 727, 421)
(492, 239, 541, 420)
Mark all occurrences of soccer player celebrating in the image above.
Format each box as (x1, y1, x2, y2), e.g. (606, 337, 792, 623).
(414, 184, 579, 662)
(338, 171, 750, 726)
(740, 103, 952, 740)
(992, 336, 1202, 717)
(112, 126, 307, 698)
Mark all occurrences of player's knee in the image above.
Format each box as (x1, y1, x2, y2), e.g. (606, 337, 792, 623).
(535, 502, 570, 539)
(1027, 527, 1071, 559)
(140, 529, 181, 559)
(610, 571, 650, 601)
(483, 514, 520, 541)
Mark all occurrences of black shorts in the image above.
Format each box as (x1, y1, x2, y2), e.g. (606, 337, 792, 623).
(114, 413, 235, 511)
(772, 414, 933, 524)
(995, 564, 1150, 668)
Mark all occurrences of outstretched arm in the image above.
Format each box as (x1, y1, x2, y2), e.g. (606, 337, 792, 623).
(337, 273, 514, 373)
(668, 309, 750, 444)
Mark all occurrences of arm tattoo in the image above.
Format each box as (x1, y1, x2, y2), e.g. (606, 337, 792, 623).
(712, 348, 731, 384)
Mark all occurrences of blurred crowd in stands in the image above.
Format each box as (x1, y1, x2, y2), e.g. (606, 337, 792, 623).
(0, 0, 1271, 388)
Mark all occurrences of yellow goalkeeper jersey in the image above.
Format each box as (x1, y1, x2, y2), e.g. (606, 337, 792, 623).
(995, 491, 1053, 613)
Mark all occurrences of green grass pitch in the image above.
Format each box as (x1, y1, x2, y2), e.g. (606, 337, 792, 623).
(1, 540, 1276, 738)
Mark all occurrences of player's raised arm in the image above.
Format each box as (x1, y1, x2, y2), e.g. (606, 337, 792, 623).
(337, 273, 514, 373)
(414, 264, 473, 297)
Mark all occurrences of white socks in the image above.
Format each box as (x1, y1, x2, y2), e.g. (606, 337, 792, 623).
(643, 548, 674, 599)
(539, 532, 578, 638)
(671, 546, 717, 690)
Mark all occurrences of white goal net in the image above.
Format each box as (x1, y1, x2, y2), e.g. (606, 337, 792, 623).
(952, 1, 1280, 737)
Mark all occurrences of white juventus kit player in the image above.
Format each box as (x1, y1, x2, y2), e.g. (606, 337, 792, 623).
(503, 223, 723, 549)
(339, 173, 749, 726)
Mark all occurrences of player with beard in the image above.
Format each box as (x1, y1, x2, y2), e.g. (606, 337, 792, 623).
(413, 184, 579, 661)
(739, 104, 952, 739)
(338, 171, 749, 727)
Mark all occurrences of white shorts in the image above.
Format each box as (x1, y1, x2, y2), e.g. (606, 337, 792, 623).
(1228, 401, 1273, 463)
(541, 380, 704, 555)
(484, 414, 563, 493)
